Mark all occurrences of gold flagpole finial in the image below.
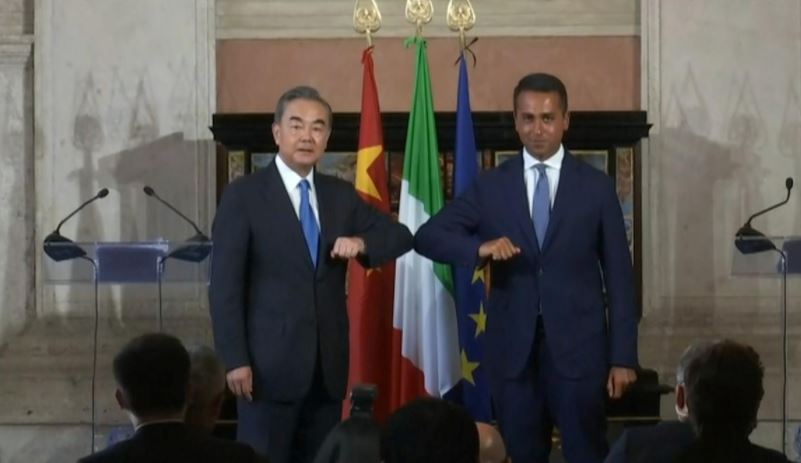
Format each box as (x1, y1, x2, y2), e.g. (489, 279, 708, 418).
(405, 0, 433, 37)
(447, 0, 476, 50)
(353, 0, 382, 46)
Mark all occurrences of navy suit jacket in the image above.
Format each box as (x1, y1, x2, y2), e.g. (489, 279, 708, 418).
(605, 421, 695, 463)
(209, 161, 412, 402)
(415, 150, 638, 379)
(77, 422, 262, 463)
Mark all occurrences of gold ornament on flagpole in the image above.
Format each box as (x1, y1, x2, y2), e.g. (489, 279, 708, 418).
(447, 0, 476, 50)
(405, 0, 433, 37)
(353, 0, 382, 46)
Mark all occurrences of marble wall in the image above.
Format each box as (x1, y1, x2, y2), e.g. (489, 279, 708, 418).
(0, 0, 216, 459)
(217, 0, 639, 39)
(640, 0, 801, 454)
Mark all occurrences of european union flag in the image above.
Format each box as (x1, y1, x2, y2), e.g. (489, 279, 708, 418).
(452, 52, 492, 421)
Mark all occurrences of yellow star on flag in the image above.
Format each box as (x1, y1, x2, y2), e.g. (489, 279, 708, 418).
(461, 349, 479, 386)
(472, 266, 485, 284)
(469, 302, 487, 337)
(354, 145, 383, 202)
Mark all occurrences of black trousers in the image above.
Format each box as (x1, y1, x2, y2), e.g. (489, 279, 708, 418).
(237, 354, 341, 463)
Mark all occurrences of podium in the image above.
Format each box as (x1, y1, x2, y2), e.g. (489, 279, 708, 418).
(42, 239, 212, 451)
(732, 235, 801, 453)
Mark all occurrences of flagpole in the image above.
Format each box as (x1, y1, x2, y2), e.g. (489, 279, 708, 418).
(353, 0, 382, 47)
(447, 0, 477, 53)
(405, 0, 433, 37)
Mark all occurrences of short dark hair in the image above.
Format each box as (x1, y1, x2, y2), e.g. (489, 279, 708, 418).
(513, 73, 568, 113)
(313, 416, 380, 463)
(683, 339, 764, 441)
(274, 85, 333, 127)
(381, 398, 478, 463)
(113, 333, 190, 416)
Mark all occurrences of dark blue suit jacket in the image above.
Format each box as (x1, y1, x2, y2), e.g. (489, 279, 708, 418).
(209, 161, 413, 402)
(78, 422, 262, 463)
(415, 151, 638, 380)
(605, 421, 695, 463)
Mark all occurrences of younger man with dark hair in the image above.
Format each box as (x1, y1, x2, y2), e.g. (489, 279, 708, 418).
(78, 333, 261, 463)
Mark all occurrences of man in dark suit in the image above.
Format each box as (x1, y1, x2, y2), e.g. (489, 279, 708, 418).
(209, 86, 413, 463)
(674, 339, 790, 463)
(78, 333, 261, 463)
(414, 73, 639, 463)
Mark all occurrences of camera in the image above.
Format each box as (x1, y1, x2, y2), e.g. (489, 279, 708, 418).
(349, 383, 377, 417)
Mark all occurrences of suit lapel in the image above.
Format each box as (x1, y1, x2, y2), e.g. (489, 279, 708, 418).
(315, 173, 337, 276)
(257, 162, 317, 271)
(502, 153, 540, 257)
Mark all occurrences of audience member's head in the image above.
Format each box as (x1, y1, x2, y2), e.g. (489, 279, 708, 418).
(185, 344, 227, 434)
(313, 416, 380, 463)
(381, 397, 478, 463)
(113, 333, 190, 424)
(476, 422, 509, 463)
(683, 339, 764, 441)
(674, 340, 714, 422)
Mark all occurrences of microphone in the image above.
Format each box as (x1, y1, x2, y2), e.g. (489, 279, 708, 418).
(735, 178, 794, 254)
(143, 185, 211, 262)
(43, 188, 110, 261)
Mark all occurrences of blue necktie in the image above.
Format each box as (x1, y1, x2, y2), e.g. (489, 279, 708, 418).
(298, 179, 319, 267)
(532, 164, 550, 248)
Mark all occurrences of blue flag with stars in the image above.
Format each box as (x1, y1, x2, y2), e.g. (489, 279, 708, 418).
(452, 52, 492, 421)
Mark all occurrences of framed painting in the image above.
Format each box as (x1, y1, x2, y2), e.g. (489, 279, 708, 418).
(572, 149, 609, 174)
(316, 152, 358, 184)
(493, 150, 518, 167)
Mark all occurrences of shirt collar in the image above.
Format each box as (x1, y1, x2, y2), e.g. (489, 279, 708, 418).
(134, 418, 184, 432)
(523, 144, 564, 172)
(275, 154, 315, 192)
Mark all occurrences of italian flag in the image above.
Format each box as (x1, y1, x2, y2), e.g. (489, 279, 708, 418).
(390, 36, 461, 407)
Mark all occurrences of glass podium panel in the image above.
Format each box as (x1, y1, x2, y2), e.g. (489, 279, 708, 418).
(731, 236, 801, 276)
(42, 240, 212, 284)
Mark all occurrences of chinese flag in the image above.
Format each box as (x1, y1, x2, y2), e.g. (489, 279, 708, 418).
(345, 46, 395, 422)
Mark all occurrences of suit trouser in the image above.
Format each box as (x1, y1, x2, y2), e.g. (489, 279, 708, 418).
(237, 354, 341, 463)
(489, 318, 608, 463)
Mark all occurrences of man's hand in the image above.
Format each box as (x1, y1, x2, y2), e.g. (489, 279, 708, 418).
(227, 366, 253, 402)
(607, 366, 637, 399)
(331, 236, 366, 259)
(478, 237, 521, 261)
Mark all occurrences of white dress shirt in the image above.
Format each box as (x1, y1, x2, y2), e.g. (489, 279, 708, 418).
(523, 144, 564, 217)
(274, 155, 320, 226)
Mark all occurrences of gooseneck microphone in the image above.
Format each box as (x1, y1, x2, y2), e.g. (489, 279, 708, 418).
(43, 188, 110, 261)
(735, 178, 794, 254)
(143, 186, 209, 242)
(143, 186, 211, 262)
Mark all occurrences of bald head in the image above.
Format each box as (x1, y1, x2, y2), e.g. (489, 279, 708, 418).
(476, 422, 509, 463)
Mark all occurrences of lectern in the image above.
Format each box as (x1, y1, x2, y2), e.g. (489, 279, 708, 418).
(42, 240, 212, 452)
(733, 235, 800, 453)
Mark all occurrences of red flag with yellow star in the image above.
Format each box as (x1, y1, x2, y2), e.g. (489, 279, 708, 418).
(345, 46, 395, 421)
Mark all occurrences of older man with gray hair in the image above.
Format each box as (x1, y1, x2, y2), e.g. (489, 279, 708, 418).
(604, 341, 711, 463)
(185, 345, 228, 435)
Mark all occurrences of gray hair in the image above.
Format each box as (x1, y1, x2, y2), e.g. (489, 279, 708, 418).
(187, 344, 226, 406)
(274, 85, 333, 127)
(676, 340, 715, 384)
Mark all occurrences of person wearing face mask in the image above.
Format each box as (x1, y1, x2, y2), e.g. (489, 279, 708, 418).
(209, 86, 413, 463)
(604, 341, 709, 463)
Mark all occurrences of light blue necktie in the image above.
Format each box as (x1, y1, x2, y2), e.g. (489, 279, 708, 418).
(298, 179, 319, 267)
(532, 164, 550, 248)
